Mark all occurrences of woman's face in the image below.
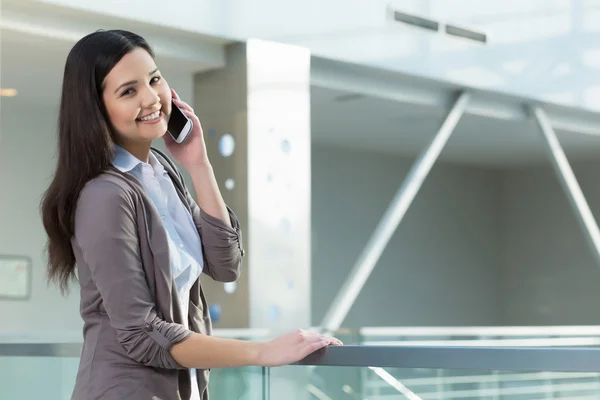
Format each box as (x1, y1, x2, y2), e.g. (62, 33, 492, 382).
(102, 48, 172, 149)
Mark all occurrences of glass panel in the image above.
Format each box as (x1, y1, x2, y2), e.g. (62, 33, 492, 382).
(208, 366, 266, 399)
(273, 365, 600, 400)
(0, 356, 79, 399)
(0, 354, 266, 400)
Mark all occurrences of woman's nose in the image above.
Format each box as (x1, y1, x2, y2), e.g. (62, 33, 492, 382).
(141, 88, 160, 109)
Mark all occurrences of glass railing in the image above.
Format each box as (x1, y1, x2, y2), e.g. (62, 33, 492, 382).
(295, 345, 600, 400)
(350, 326, 600, 399)
(0, 341, 268, 399)
(0, 343, 80, 400)
(349, 325, 600, 399)
(4, 338, 600, 400)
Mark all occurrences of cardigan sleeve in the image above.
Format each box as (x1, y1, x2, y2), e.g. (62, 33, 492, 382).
(73, 179, 192, 369)
(185, 189, 245, 283)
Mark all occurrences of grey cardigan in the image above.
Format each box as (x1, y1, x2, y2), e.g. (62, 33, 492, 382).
(70, 148, 244, 400)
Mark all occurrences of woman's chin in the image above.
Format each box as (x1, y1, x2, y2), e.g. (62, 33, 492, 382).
(137, 122, 167, 141)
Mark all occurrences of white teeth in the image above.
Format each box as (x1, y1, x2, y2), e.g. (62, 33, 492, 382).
(138, 111, 160, 121)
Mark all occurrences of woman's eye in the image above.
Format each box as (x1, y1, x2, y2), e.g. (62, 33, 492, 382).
(120, 77, 159, 97)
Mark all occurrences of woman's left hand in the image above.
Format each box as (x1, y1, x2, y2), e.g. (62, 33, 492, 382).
(163, 88, 210, 168)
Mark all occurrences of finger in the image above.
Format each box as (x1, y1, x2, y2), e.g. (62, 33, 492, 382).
(180, 108, 201, 126)
(162, 131, 175, 146)
(306, 339, 329, 354)
(174, 98, 194, 114)
(302, 334, 324, 347)
(310, 334, 329, 348)
(298, 338, 328, 359)
(173, 97, 190, 109)
(327, 336, 342, 345)
(325, 337, 339, 346)
(171, 88, 180, 100)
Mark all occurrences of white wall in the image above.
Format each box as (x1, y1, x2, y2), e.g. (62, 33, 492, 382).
(0, 99, 82, 337)
(501, 160, 600, 325)
(0, 68, 193, 338)
(0, 107, 78, 396)
(310, 142, 600, 328)
(311, 144, 504, 328)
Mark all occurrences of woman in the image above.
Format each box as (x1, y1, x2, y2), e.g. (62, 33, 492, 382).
(40, 29, 341, 400)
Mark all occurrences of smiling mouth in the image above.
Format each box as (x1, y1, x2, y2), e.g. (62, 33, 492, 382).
(136, 110, 162, 122)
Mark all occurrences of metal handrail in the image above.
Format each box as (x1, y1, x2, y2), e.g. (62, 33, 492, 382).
(3, 343, 600, 373)
(295, 345, 600, 372)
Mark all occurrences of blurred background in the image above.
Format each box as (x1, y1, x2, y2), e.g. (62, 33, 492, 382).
(4, 0, 600, 399)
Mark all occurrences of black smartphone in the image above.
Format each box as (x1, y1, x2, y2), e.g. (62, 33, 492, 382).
(167, 100, 193, 143)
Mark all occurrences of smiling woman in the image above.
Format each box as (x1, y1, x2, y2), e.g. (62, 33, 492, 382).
(39, 29, 341, 400)
(102, 51, 171, 160)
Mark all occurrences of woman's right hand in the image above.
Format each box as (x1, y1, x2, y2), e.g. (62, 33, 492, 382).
(256, 329, 343, 367)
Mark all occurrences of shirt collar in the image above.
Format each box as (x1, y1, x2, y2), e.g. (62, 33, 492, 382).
(112, 145, 166, 176)
(112, 145, 143, 173)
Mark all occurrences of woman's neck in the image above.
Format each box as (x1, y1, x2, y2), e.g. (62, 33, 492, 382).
(118, 140, 152, 163)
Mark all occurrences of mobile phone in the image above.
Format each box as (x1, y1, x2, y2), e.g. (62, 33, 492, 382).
(167, 100, 193, 143)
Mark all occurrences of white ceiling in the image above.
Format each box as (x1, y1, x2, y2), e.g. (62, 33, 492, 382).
(0, 0, 229, 107)
(3, 29, 600, 169)
(1, 30, 71, 107)
(311, 85, 600, 168)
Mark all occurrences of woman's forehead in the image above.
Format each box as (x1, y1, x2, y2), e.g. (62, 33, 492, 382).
(103, 49, 158, 90)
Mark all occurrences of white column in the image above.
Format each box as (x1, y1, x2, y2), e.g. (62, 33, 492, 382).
(194, 39, 312, 400)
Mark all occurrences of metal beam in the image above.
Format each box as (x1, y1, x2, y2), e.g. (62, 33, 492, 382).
(311, 56, 600, 136)
(319, 91, 470, 333)
(533, 106, 600, 267)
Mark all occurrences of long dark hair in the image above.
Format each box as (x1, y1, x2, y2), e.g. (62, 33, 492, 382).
(41, 30, 155, 294)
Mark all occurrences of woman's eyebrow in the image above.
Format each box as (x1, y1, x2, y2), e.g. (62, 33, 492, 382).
(114, 68, 160, 94)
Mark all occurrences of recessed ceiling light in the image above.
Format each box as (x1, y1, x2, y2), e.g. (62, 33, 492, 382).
(0, 89, 18, 97)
